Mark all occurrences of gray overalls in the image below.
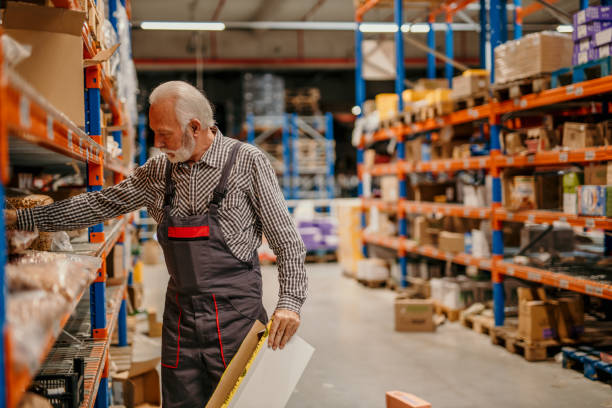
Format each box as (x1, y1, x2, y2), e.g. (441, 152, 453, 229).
(157, 141, 269, 407)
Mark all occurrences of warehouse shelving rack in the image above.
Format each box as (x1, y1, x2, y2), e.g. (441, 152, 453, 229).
(246, 113, 335, 200)
(355, 0, 612, 328)
(0, 0, 137, 406)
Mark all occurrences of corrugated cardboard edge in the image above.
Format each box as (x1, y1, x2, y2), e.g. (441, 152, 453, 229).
(206, 320, 267, 408)
(84, 43, 120, 67)
(4, 2, 85, 35)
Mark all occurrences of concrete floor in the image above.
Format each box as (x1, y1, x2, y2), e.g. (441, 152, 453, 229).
(137, 262, 612, 408)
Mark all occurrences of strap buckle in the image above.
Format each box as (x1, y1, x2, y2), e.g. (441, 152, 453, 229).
(212, 189, 226, 205)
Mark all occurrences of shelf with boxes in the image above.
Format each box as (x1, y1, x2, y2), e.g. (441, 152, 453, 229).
(355, 0, 612, 335)
(1, 1, 138, 407)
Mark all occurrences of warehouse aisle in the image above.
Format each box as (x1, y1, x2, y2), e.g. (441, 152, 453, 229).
(140, 262, 612, 408)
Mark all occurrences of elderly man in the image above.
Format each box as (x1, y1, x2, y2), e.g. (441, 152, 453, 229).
(4, 81, 307, 407)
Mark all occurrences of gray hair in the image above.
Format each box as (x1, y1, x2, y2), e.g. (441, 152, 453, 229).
(149, 81, 215, 130)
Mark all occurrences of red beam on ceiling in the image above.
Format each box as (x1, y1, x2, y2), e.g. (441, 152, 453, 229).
(519, 0, 560, 18)
(355, 0, 382, 22)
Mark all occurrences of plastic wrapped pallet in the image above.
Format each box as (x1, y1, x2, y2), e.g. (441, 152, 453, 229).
(494, 32, 573, 84)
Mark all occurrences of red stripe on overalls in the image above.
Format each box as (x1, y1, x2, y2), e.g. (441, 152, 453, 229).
(167, 225, 210, 238)
(212, 294, 228, 368)
(161, 294, 182, 369)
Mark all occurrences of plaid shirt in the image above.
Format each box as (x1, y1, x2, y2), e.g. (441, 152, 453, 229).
(17, 132, 307, 314)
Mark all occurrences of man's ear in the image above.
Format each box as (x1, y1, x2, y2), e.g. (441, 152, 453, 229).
(189, 119, 202, 135)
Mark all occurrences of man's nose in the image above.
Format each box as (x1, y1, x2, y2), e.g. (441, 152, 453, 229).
(153, 136, 164, 148)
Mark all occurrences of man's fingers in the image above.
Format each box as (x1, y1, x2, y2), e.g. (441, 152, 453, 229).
(268, 316, 281, 348)
(279, 324, 297, 349)
(272, 319, 288, 350)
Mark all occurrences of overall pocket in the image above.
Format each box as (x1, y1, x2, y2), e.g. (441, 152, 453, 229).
(161, 294, 182, 369)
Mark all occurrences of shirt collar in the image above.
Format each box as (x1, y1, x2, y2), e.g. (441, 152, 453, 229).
(198, 127, 225, 168)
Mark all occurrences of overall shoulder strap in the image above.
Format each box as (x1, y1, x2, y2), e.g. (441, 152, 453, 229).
(211, 141, 242, 207)
(163, 159, 175, 207)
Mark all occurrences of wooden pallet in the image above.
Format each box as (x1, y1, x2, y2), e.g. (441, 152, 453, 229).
(305, 251, 337, 263)
(452, 92, 489, 111)
(551, 56, 612, 88)
(433, 301, 462, 322)
(460, 313, 494, 336)
(357, 278, 387, 288)
(492, 75, 551, 101)
(490, 325, 567, 362)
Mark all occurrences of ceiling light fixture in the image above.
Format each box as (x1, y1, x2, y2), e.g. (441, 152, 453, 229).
(140, 21, 226, 31)
(410, 23, 431, 33)
(359, 23, 399, 33)
(556, 24, 574, 33)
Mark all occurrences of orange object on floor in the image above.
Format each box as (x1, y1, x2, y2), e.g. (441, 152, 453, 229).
(386, 391, 432, 408)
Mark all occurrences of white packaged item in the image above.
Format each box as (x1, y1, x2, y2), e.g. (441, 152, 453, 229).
(356, 258, 389, 281)
(471, 229, 491, 258)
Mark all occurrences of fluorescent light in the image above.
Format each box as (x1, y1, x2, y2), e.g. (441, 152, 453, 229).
(351, 105, 362, 116)
(401, 24, 411, 33)
(140, 21, 226, 31)
(556, 24, 574, 33)
(359, 23, 398, 33)
(410, 23, 431, 33)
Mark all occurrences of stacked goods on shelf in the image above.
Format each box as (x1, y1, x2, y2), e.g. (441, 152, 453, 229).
(6, 252, 101, 377)
(3, 2, 87, 126)
(293, 201, 338, 255)
(243, 73, 285, 117)
(286, 87, 321, 115)
(494, 31, 573, 84)
(517, 287, 585, 344)
(296, 138, 328, 173)
(573, 6, 612, 64)
(451, 70, 489, 101)
(336, 201, 364, 277)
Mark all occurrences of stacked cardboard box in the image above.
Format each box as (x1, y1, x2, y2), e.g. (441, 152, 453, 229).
(336, 202, 364, 277)
(494, 31, 573, 84)
(573, 6, 612, 65)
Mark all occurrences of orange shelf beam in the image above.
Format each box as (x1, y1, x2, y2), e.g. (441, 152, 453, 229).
(355, 0, 383, 21)
(496, 262, 612, 300)
(402, 201, 490, 219)
(494, 208, 612, 229)
(495, 146, 612, 168)
(362, 232, 401, 250)
(405, 156, 491, 173)
(362, 198, 397, 213)
(401, 240, 492, 270)
(366, 162, 397, 176)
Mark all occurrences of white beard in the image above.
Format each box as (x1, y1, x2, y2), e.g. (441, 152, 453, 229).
(161, 129, 196, 163)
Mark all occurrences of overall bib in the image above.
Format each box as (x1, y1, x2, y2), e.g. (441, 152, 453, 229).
(157, 141, 268, 407)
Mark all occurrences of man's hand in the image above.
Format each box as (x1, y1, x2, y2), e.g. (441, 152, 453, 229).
(4, 210, 17, 228)
(268, 309, 300, 350)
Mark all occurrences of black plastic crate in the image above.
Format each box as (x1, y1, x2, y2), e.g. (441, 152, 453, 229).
(30, 357, 84, 408)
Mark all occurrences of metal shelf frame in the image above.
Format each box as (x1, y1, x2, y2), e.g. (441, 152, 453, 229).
(355, 0, 612, 329)
(246, 113, 335, 201)
(0, 1, 136, 407)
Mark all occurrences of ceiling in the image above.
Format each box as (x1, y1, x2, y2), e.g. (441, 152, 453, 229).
(130, 0, 583, 71)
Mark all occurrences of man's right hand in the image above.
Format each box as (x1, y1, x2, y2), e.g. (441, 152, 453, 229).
(4, 209, 17, 227)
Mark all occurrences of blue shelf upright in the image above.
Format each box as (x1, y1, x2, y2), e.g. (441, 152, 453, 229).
(428, 15, 436, 79)
(445, 12, 454, 88)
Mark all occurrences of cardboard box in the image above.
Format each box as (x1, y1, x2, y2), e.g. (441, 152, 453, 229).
(364, 149, 376, 168)
(394, 298, 436, 332)
(452, 144, 472, 159)
(535, 172, 562, 210)
(594, 26, 612, 46)
(519, 300, 559, 343)
(584, 162, 612, 185)
(438, 231, 465, 254)
(597, 119, 612, 145)
(557, 296, 584, 340)
(376, 93, 399, 121)
(207, 321, 314, 408)
(574, 6, 612, 25)
(562, 122, 602, 149)
(414, 78, 449, 90)
(451, 74, 488, 99)
(386, 391, 432, 408)
(494, 32, 573, 84)
(504, 132, 527, 155)
(112, 358, 162, 408)
(147, 308, 162, 338)
(577, 185, 612, 216)
(405, 138, 422, 162)
(381, 176, 399, 203)
(336, 202, 364, 277)
(510, 176, 537, 210)
(574, 20, 612, 40)
(3, 2, 86, 127)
